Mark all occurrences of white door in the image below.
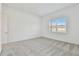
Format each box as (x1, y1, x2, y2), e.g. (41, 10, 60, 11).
(2, 11, 8, 44)
(1, 4, 8, 44)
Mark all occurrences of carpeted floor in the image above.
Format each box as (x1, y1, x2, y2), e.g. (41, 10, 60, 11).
(1, 37, 79, 56)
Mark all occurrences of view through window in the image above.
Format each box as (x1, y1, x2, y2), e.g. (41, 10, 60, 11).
(49, 16, 67, 33)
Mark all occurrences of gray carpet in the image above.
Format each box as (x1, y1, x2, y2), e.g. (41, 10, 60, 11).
(1, 37, 79, 56)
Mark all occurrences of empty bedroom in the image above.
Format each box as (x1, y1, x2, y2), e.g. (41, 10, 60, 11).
(0, 3, 79, 56)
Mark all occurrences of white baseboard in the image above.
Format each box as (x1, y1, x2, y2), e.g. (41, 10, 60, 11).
(2, 35, 41, 45)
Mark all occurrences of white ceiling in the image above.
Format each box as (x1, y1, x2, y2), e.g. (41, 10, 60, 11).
(3, 3, 74, 16)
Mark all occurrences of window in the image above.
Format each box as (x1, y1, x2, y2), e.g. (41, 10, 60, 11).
(49, 16, 67, 33)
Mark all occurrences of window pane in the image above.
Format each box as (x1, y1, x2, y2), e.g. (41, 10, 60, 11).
(52, 20, 56, 32)
(49, 20, 52, 32)
(56, 17, 67, 33)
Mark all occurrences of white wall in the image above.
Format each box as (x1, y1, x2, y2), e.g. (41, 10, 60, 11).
(2, 6, 41, 44)
(43, 4, 79, 45)
(0, 3, 2, 53)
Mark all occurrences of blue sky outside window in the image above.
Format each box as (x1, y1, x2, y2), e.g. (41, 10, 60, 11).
(49, 16, 67, 32)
